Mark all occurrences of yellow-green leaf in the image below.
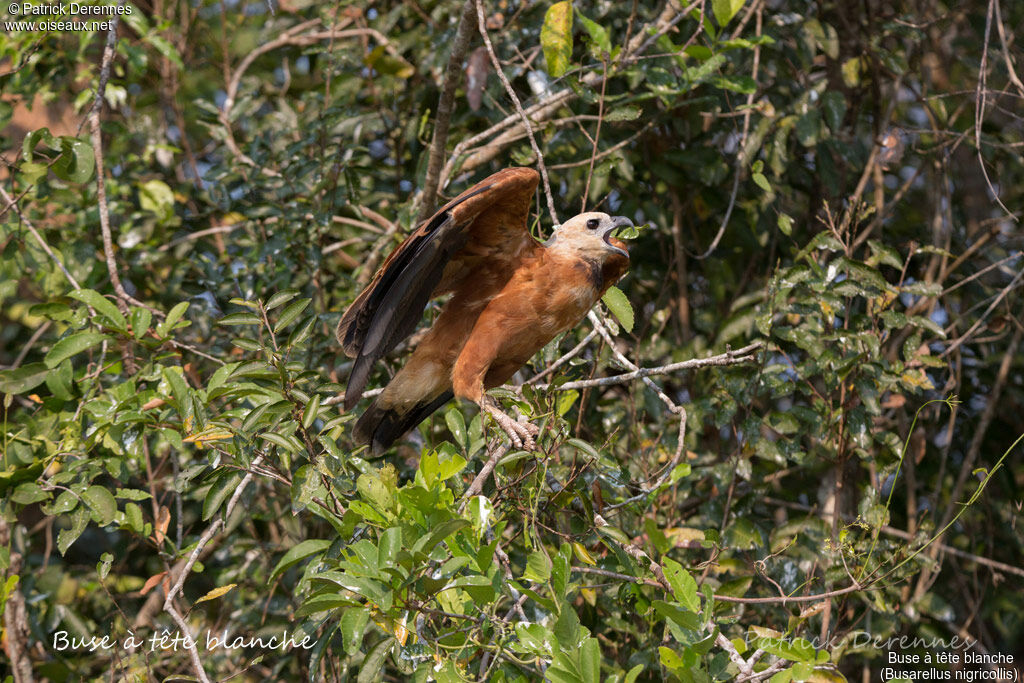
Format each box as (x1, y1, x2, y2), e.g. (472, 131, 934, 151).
(712, 0, 746, 27)
(195, 583, 237, 604)
(541, 1, 573, 78)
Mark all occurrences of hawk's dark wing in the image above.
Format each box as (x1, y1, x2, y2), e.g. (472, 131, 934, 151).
(336, 167, 539, 409)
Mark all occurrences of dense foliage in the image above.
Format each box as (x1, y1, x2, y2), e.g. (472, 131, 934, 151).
(1, 0, 1022, 681)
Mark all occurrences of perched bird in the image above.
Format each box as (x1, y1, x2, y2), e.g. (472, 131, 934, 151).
(337, 167, 631, 454)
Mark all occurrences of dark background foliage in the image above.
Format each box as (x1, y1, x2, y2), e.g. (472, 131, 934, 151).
(1, 0, 1021, 681)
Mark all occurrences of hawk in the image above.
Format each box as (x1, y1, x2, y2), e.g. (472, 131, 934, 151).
(337, 167, 631, 454)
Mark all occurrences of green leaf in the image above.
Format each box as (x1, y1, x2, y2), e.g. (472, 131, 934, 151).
(158, 301, 190, 337)
(541, 1, 573, 78)
(259, 432, 303, 454)
(58, 507, 89, 555)
(20, 162, 48, 185)
(712, 0, 746, 27)
(378, 527, 402, 568)
(97, 553, 113, 579)
(841, 57, 864, 88)
(270, 539, 332, 582)
(206, 362, 240, 393)
(556, 390, 579, 417)
(126, 306, 151, 341)
(22, 127, 57, 162)
(795, 110, 822, 146)
(792, 662, 814, 680)
(287, 315, 316, 347)
(202, 472, 242, 520)
(524, 550, 552, 583)
(357, 472, 395, 512)
(82, 485, 118, 526)
(0, 363, 50, 394)
(294, 594, 353, 618)
(266, 289, 300, 310)
(602, 286, 634, 333)
(218, 312, 262, 326)
(145, 34, 184, 70)
(419, 450, 467, 488)
(45, 332, 108, 368)
(52, 137, 95, 184)
(605, 105, 642, 122)
(754, 636, 817, 663)
(412, 518, 470, 555)
(444, 407, 467, 448)
(662, 558, 700, 612)
(357, 637, 394, 683)
(115, 488, 152, 501)
(753, 172, 771, 192)
(712, 74, 757, 93)
(822, 91, 847, 132)
(341, 607, 370, 656)
(69, 289, 127, 331)
(302, 393, 322, 430)
(659, 646, 685, 673)
(653, 600, 701, 630)
(778, 213, 794, 236)
(578, 13, 610, 56)
(161, 366, 189, 406)
(553, 602, 581, 646)
(274, 298, 310, 333)
(566, 438, 600, 462)
(466, 496, 494, 536)
(139, 179, 175, 222)
(11, 483, 48, 505)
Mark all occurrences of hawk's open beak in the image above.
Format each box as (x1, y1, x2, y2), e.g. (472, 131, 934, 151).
(602, 216, 633, 257)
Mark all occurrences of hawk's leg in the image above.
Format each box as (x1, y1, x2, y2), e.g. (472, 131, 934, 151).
(482, 398, 540, 450)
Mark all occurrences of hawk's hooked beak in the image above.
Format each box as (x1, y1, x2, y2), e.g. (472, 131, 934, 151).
(602, 216, 633, 257)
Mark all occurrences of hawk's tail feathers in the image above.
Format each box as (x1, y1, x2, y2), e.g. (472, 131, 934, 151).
(352, 391, 454, 455)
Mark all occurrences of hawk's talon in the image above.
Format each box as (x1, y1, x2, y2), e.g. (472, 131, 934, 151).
(484, 402, 539, 450)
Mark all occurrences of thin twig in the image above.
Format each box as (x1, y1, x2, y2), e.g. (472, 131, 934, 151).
(526, 330, 598, 383)
(162, 454, 266, 683)
(763, 496, 1024, 580)
(695, 2, 759, 260)
(571, 565, 864, 604)
(474, 0, 558, 224)
(992, 0, 1024, 96)
(581, 61, 609, 212)
(606, 404, 687, 510)
(0, 186, 82, 290)
(941, 267, 1024, 357)
(974, 0, 1017, 221)
(459, 444, 509, 510)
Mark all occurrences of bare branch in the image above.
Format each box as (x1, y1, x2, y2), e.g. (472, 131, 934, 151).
(474, 0, 559, 224)
(974, 0, 1018, 221)
(415, 0, 478, 223)
(534, 342, 763, 391)
(89, 11, 158, 315)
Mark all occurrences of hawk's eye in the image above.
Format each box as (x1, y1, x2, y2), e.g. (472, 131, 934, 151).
(586, 218, 600, 230)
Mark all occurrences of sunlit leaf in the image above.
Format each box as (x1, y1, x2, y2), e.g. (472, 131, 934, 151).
(541, 1, 573, 78)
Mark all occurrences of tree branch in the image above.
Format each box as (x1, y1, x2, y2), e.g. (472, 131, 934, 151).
(415, 0, 478, 223)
